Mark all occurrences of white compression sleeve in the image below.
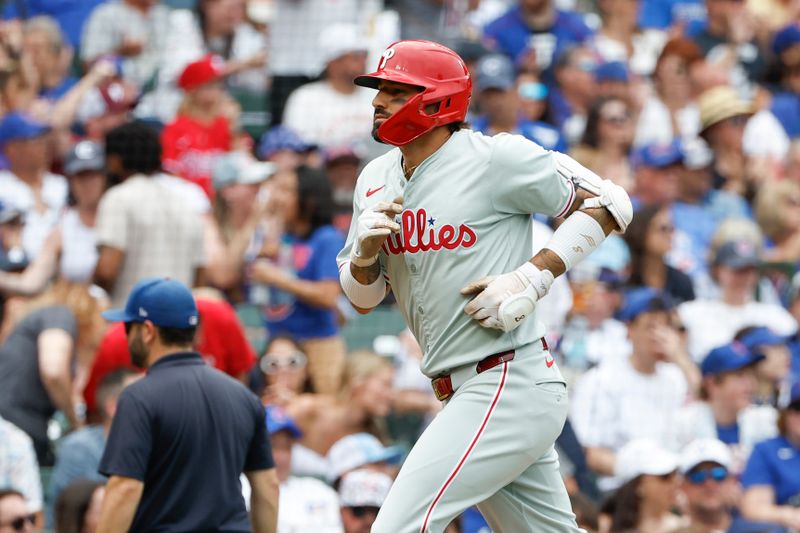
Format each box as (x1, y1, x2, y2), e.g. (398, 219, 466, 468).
(340, 262, 386, 309)
(543, 211, 607, 271)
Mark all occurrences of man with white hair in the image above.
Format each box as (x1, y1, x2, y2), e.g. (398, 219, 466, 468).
(282, 24, 375, 149)
(338, 470, 393, 533)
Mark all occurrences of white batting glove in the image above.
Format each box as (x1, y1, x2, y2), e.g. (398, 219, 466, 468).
(351, 196, 403, 267)
(460, 263, 554, 332)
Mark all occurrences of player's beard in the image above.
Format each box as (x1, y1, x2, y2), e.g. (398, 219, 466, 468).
(128, 329, 149, 369)
(372, 111, 390, 144)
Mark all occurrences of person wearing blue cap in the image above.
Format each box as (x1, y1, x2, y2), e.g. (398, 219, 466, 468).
(677, 237, 797, 363)
(264, 405, 343, 532)
(740, 381, 800, 531)
(95, 277, 278, 533)
(631, 140, 684, 207)
(736, 326, 792, 407)
(673, 342, 778, 474)
(470, 54, 568, 153)
(769, 24, 800, 140)
(0, 111, 67, 260)
(571, 287, 694, 492)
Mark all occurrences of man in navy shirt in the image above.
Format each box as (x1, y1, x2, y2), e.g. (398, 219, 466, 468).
(95, 278, 278, 533)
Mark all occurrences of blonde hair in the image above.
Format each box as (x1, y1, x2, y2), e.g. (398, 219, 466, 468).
(341, 350, 394, 442)
(342, 350, 393, 393)
(23, 281, 107, 350)
(754, 181, 800, 243)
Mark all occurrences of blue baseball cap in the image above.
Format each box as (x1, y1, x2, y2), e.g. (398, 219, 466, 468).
(595, 61, 629, 83)
(0, 111, 50, 147)
(739, 327, 787, 351)
(772, 24, 800, 56)
(700, 342, 765, 377)
(617, 287, 674, 322)
(102, 277, 199, 328)
(788, 381, 800, 407)
(257, 125, 312, 160)
(632, 140, 684, 169)
(713, 240, 760, 269)
(265, 405, 302, 438)
(476, 54, 515, 92)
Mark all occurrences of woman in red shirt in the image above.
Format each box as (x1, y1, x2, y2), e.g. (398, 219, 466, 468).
(161, 54, 237, 198)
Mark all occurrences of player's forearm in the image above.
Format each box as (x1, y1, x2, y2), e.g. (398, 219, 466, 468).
(532, 206, 618, 277)
(350, 261, 381, 285)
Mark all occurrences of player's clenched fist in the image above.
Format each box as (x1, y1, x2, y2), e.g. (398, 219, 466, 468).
(351, 195, 404, 267)
(460, 263, 554, 332)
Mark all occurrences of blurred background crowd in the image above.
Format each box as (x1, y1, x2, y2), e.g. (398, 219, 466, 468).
(0, 0, 799, 531)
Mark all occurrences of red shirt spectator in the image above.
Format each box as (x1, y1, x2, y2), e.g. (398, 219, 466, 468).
(162, 115, 231, 198)
(83, 297, 256, 415)
(161, 54, 234, 198)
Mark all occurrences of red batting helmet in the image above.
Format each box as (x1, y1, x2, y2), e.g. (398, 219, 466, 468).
(355, 40, 472, 146)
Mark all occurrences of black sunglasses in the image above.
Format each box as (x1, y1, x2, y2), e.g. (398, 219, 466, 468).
(348, 506, 380, 518)
(3, 513, 35, 531)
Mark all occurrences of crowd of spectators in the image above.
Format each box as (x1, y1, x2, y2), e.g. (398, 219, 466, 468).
(0, 0, 799, 531)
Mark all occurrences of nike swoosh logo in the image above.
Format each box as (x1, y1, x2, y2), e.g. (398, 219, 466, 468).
(545, 356, 555, 368)
(366, 186, 385, 197)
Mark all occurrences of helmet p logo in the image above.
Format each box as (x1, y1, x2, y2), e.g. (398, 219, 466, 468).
(378, 48, 396, 70)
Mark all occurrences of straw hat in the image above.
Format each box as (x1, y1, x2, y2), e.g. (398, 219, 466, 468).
(698, 85, 754, 135)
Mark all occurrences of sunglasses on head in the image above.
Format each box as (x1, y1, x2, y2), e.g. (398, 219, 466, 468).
(2, 514, 35, 532)
(260, 351, 307, 374)
(348, 506, 381, 518)
(687, 466, 728, 485)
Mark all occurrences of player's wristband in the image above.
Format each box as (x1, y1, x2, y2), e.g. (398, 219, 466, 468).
(543, 211, 607, 271)
(340, 261, 386, 308)
(350, 251, 378, 268)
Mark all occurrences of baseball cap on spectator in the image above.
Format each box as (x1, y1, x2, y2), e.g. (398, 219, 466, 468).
(631, 140, 684, 169)
(698, 86, 754, 135)
(615, 439, 678, 483)
(713, 239, 760, 269)
(789, 381, 800, 408)
(257, 126, 313, 160)
(213, 152, 275, 190)
(0, 200, 22, 225)
(771, 24, 800, 56)
(338, 470, 393, 508)
(595, 61, 629, 83)
(64, 140, 105, 176)
(178, 54, 226, 91)
(616, 287, 674, 322)
(453, 38, 490, 64)
(679, 438, 733, 474)
(476, 54, 515, 92)
(319, 24, 367, 66)
(700, 342, 764, 377)
(102, 277, 199, 328)
(327, 433, 403, 483)
(265, 405, 302, 438)
(0, 111, 50, 147)
(739, 327, 787, 352)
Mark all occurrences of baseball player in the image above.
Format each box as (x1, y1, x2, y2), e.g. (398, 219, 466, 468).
(337, 40, 632, 533)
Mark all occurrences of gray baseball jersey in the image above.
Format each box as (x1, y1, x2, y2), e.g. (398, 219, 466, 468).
(337, 129, 575, 377)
